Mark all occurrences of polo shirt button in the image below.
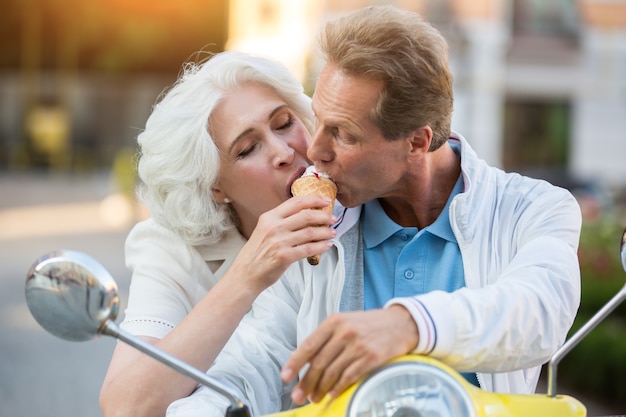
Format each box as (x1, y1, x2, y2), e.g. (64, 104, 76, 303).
(399, 233, 408, 241)
(404, 270, 414, 279)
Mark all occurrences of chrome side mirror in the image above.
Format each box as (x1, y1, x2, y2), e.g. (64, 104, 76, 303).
(25, 250, 119, 341)
(25, 250, 248, 414)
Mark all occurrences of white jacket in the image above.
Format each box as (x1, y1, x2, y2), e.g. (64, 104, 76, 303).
(167, 133, 582, 417)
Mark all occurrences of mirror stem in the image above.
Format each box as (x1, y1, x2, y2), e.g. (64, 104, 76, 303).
(102, 320, 249, 413)
(547, 282, 626, 397)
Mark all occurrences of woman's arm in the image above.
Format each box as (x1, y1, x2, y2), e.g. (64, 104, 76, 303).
(99, 196, 337, 417)
(99, 271, 264, 417)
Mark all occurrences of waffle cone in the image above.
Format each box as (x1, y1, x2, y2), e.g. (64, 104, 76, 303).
(291, 176, 337, 214)
(291, 175, 337, 265)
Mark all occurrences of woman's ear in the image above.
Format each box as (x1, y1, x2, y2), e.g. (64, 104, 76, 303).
(211, 186, 229, 204)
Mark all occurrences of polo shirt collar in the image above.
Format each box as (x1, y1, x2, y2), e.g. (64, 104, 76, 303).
(362, 174, 463, 249)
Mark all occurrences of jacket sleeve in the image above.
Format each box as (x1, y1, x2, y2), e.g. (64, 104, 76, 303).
(167, 263, 306, 417)
(388, 183, 582, 372)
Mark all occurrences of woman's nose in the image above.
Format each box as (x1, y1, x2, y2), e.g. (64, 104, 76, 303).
(272, 138, 295, 167)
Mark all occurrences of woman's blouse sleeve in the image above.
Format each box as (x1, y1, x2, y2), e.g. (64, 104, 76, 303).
(120, 219, 213, 339)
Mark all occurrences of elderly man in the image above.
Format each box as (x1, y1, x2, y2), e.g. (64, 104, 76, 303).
(167, 6, 581, 417)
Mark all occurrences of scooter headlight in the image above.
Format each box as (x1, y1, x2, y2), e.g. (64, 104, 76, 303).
(347, 360, 475, 417)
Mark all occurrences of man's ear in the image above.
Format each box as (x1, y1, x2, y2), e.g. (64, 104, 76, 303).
(407, 126, 433, 155)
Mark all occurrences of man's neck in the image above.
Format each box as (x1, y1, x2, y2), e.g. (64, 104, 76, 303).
(379, 143, 461, 229)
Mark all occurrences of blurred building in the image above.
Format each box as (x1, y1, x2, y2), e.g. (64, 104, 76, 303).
(2, 0, 625, 196)
(0, 0, 229, 172)
(227, 0, 626, 195)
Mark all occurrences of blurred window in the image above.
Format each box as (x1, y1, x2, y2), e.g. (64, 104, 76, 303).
(512, 0, 579, 38)
(508, 0, 580, 64)
(502, 99, 570, 173)
(425, 0, 454, 26)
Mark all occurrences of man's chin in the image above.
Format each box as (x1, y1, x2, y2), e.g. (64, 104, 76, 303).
(337, 194, 361, 208)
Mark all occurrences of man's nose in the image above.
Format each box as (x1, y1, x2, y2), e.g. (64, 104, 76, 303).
(307, 127, 332, 163)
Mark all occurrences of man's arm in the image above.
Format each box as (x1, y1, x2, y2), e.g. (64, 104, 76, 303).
(282, 186, 582, 403)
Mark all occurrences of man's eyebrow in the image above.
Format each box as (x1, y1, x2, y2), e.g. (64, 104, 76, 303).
(311, 101, 355, 131)
(315, 112, 355, 131)
(228, 104, 289, 154)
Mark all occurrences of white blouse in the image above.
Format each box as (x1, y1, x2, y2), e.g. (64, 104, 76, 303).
(120, 218, 246, 339)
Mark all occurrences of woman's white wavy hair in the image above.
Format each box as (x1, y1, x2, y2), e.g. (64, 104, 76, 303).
(136, 50, 314, 246)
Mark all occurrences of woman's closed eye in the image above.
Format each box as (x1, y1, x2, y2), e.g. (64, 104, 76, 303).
(235, 113, 296, 159)
(276, 116, 294, 131)
(236, 142, 258, 159)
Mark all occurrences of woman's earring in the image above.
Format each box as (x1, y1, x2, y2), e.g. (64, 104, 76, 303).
(223, 198, 231, 204)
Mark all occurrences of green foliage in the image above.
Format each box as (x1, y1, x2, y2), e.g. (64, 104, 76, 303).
(558, 218, 626, 405)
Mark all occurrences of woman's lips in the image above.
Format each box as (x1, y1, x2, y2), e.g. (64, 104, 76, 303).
(287, 166, 308, 197)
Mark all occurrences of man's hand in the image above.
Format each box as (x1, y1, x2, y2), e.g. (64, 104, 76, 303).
(280, 305, 419, 404)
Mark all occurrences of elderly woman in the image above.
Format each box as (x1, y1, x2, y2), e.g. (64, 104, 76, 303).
(99, 51, 336, 417)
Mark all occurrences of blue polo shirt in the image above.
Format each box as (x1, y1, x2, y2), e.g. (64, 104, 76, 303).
(362, 159, 479, 386)
(362, 175, 464, 309)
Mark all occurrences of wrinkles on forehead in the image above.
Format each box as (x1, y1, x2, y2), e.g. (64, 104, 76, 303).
(313, 63, 383, 138)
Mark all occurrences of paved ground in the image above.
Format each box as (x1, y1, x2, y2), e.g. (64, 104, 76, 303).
(0, 171, 623, 417)
(0, 171, 133, 417)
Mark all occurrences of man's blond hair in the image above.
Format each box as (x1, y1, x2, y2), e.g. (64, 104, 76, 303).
(319, 5, 454, 150)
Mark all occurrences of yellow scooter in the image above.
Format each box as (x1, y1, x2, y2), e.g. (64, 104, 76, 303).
(24, 229, 626, 417)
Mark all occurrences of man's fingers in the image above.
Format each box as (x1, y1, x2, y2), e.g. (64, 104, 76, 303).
(307, 349, 363, 403)
(281, 319, 339, 387)
(326, 355, 376, 401)
(293, 337, 349, 404)
(284, 316, 362, 404)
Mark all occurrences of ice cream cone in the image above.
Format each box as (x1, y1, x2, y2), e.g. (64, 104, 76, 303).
(291, 170, 337, 265)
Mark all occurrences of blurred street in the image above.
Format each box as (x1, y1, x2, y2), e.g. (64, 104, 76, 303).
(0, 171, 134, 417)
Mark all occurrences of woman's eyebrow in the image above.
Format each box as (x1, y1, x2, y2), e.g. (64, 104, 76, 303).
(228, 127, 254, 154)
(268, 104, 288, 120)
(228, 104, 289, 154)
